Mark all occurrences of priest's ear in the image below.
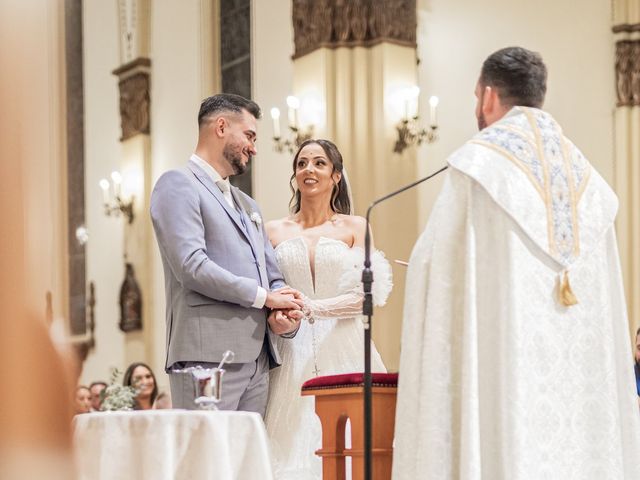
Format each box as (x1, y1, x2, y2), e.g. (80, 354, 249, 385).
(475, 81, 507, 128)
(480, 85, 499, 116)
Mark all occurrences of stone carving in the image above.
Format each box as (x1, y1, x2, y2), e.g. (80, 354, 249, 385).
(615, 39, 640, 107)
(119, 263, 142, 332)
(113, 57, 151, 140)
(314, 0, 333, 43)
(292, 0, 416, 59)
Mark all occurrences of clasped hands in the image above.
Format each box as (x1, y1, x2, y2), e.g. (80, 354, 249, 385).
(265, 286, 306, 335)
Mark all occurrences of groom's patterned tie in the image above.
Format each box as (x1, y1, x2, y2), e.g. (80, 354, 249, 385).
(215, 179, 235, 210)
(217, 180, 251, 236)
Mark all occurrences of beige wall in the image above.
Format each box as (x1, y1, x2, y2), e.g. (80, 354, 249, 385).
(252, 0, 295, 218)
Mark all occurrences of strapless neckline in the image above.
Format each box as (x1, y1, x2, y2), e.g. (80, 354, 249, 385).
(274, 236, 350, 296)
(274, 235, 350, 252)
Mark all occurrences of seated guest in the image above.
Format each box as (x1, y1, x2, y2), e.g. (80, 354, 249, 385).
(153, 391, 172, 410)
(88, 381, 107, 412)
(123, 362, 158, 410)
(74, 386, 91, 414)
(635, 328, 640, 399)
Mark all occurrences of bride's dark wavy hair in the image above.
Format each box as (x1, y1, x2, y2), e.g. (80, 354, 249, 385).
(289, 139, 351, 215)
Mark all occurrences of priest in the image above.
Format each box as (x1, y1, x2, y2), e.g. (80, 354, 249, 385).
(393, 47, 640, 479)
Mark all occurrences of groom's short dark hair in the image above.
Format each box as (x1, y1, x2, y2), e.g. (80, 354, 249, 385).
(198, 93, 262, 127)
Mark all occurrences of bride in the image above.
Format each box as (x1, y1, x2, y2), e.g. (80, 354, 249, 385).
(264, 139, 392, 479)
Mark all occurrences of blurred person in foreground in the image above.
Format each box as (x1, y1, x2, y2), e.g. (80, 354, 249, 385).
(635, 328, 640, 404)
(394, 46, 640, 479)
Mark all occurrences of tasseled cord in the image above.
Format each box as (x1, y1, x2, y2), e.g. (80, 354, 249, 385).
(558, 270, 578, 306)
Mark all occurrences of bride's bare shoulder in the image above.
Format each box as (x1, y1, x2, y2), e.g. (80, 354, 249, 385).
(339, 214, 367, 231)
(337, 215, 368, 247)
(265, 216, 297, 246)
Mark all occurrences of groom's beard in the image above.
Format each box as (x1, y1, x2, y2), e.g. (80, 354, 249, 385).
(223, 142, 250, 175)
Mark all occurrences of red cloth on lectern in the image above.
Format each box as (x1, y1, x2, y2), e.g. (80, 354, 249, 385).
(301, 372, 398, 390)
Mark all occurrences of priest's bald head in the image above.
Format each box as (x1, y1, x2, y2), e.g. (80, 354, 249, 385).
(474, 47, 547, 130)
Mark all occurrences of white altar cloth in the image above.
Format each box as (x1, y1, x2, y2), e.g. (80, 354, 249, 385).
(73, 410, 274, 480)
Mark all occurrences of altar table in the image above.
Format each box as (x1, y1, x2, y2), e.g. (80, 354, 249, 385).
(73, 410, 274, 480)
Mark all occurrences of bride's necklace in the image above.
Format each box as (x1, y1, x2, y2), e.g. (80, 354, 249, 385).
(294, 212, 338, 227)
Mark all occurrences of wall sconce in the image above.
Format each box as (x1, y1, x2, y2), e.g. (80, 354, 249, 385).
(394, 92, 440, 154)
(271, 96, 314, 154)
(99, 171, 135, 224)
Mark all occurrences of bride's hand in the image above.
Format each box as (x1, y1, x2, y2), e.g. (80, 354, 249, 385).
(274, 286, 304, 300)
(265, 289, 304, 310)
(282, 309, 304, 322)
(268, 309, 300, 335)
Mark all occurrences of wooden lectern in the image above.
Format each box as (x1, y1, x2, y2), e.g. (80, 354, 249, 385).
(301, 372, 398, 480)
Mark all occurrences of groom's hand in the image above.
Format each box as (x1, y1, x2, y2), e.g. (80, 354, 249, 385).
(267, 309, 300, 335)
(265, 287, 304, 310)
(273, 286, 304, 301)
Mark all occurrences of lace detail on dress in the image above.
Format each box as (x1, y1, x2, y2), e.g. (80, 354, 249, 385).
(303, 247, 393, 320)
(265, 237, 390, 480)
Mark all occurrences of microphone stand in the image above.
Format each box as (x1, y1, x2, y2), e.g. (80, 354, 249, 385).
(361, 165, 448, 480)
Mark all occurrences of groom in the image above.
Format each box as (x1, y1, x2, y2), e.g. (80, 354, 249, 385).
(151, 93, 302, 415)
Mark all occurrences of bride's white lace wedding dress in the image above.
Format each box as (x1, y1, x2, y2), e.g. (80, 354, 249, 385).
(265, 236, 392, 480)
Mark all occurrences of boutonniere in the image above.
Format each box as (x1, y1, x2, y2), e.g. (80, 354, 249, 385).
(249, 212, 263, 228)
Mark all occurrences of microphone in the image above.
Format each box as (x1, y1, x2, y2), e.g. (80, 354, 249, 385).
(361, 164, 448, 480)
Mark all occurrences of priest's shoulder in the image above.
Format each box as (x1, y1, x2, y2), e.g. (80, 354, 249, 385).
(446, 140, 490, 172)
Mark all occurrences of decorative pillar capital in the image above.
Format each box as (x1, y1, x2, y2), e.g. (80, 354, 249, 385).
(614, 39, 640, 107)
(292, 0, 416, 59)
(112, 57, 151, 141)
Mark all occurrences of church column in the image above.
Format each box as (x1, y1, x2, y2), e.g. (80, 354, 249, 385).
(113, 0, 154, 367)
(290, 0, 419, 370)
(612, 0, 640, 338)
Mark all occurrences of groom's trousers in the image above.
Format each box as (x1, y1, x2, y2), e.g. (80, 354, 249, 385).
(169, 341, 270, 416)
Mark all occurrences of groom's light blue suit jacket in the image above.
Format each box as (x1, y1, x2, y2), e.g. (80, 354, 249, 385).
(150, 160, 286, 371)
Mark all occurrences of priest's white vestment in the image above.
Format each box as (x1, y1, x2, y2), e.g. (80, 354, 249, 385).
(393, 107, 640, 479)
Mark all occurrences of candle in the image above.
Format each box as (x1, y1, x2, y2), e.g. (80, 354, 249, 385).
(111, 171, 122, 198)
(286, 95, 300, 128)
(409, 86, 420, 119)
(99, 179, 110, 204)
(429, 96, 439, 127)
(270, 107, 281, 138)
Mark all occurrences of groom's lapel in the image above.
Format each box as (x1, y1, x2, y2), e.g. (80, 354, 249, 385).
(231, 187, 268, 287)
(187, 161, 251, 243)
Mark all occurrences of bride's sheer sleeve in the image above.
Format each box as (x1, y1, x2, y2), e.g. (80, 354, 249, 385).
(303, 249, 393, 322)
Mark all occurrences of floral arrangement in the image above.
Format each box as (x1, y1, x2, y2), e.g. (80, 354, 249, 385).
(100, 368, 137, 411)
